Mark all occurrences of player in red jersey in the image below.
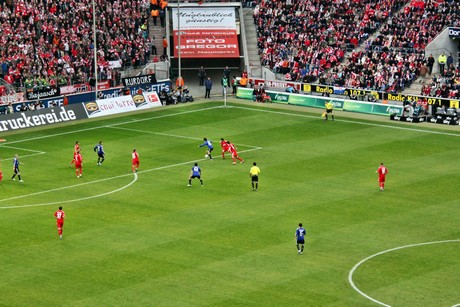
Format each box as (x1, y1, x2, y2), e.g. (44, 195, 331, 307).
(74, 150, 83, 178)
(132, 149, 140, 172)
(376, 162, 388, 191)
(220, 138, 230, 159)
(69, 141, 80, 166)
(54, 206, 66, 240)
(227, 141, 244, 165)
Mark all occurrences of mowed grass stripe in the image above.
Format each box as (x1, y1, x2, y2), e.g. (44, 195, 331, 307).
(0, 102, 459, 306)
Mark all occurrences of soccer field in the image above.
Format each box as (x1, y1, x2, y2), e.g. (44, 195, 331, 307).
(0, 101, 459, 306)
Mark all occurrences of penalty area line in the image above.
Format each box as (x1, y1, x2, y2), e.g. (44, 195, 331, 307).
(0, 146, 263, 209)
(109, 126, 263, 149)
(2, 105, 224, 145)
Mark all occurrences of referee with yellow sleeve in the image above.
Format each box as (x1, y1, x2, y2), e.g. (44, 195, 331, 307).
(249, 162, 261, 191)
(324, 101, 335, 121)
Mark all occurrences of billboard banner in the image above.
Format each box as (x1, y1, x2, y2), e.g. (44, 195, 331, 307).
(449, 27, 460, 39)
(10, 80, 171, 113)
(306, 84, 455, 107)
(173, 30, 239, 58)
(172, 7, 237, 30)
(83, 92, 163, 118)
(171, 7, 239, 58)
(0, 105, 86, 132)
(26, 87, 60, 100)
(236, 88, 401, 116)
(122, 73, 158, 87)
(343, 100, 403, 116)
(249, 78, 302, 91)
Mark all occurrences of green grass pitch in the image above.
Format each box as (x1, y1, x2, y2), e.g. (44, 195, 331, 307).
(0, 100, 459, 306)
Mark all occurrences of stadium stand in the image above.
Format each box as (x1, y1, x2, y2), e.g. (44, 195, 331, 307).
(0, 0, 163, 94)
(253, 0, 408, 84)
(252, 0, 460, 97)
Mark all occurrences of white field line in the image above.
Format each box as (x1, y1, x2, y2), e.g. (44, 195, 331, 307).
(0, 145, 44, 153)
(2, 104, 459, 148)
(0, 145, 46, 160)
(230, 105, 460, 137)
(109, 126, 262, 149)
(348, 239, 460, 307)
(1, 152, 45, 160)
(0, 106, 224, 145)
(7, 102, 453, 209)
(0, 146, 262, 209)
(0, 173, 139, 209)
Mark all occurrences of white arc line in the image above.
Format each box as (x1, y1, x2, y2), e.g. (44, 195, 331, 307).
(0, 144, 263, 209)
(0, 173, 138, 209)
(348, 239, 460, 306)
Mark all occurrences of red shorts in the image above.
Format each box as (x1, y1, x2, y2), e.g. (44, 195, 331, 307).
(57, 220, 64, 228)
(75, 163, 82, 169)
(378, 176, 386, 183)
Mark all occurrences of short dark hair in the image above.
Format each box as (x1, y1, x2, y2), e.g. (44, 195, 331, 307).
(194, 162, 198, 166)
(299, 223, 302, 227)
(59, 206, 63, 210)
(253, 162, 257, 166)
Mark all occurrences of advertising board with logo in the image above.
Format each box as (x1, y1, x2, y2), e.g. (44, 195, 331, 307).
(250, 78, 302, 91)
(237, 88, 402, 116)
(83, 91, 163, 118)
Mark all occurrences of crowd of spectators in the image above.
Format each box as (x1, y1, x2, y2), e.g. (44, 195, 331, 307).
(0, 0, 157, 93)
(253, 0, 460, 97)
(333, 0, 460, 95)
(420, 68, 460, 99)
(253, 0, 408, 84)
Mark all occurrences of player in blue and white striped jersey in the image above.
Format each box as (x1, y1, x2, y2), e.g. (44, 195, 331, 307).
(94, 141, 105, 166)
(295, 223, 306, 255)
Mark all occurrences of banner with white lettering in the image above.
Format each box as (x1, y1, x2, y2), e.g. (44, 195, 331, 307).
(0, 105, 85, 132)
(172, 7, 239, 58)
(122, 74, 157, 87)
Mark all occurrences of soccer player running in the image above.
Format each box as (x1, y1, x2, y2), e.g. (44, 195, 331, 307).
(188, 162, 203, 187)
(132, 149, 140, 172)
(295, 223, 306, 255)
(376, 162, 388, 191)
(94, 141, 105, 166)
(324, 101, 335, 120)
(74, 150, 83, 178)
(69, 141, 80, 166)
(11, 154, 23, 182)
(220, 138, 230, 159)
(198, 138, 213, 160)
(54, 206, 66, 240)
(227, 141, 244, 164)
(249, 162, 260, 191)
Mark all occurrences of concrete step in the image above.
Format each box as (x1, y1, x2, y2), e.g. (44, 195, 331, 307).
(242, 9, 261, 76)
